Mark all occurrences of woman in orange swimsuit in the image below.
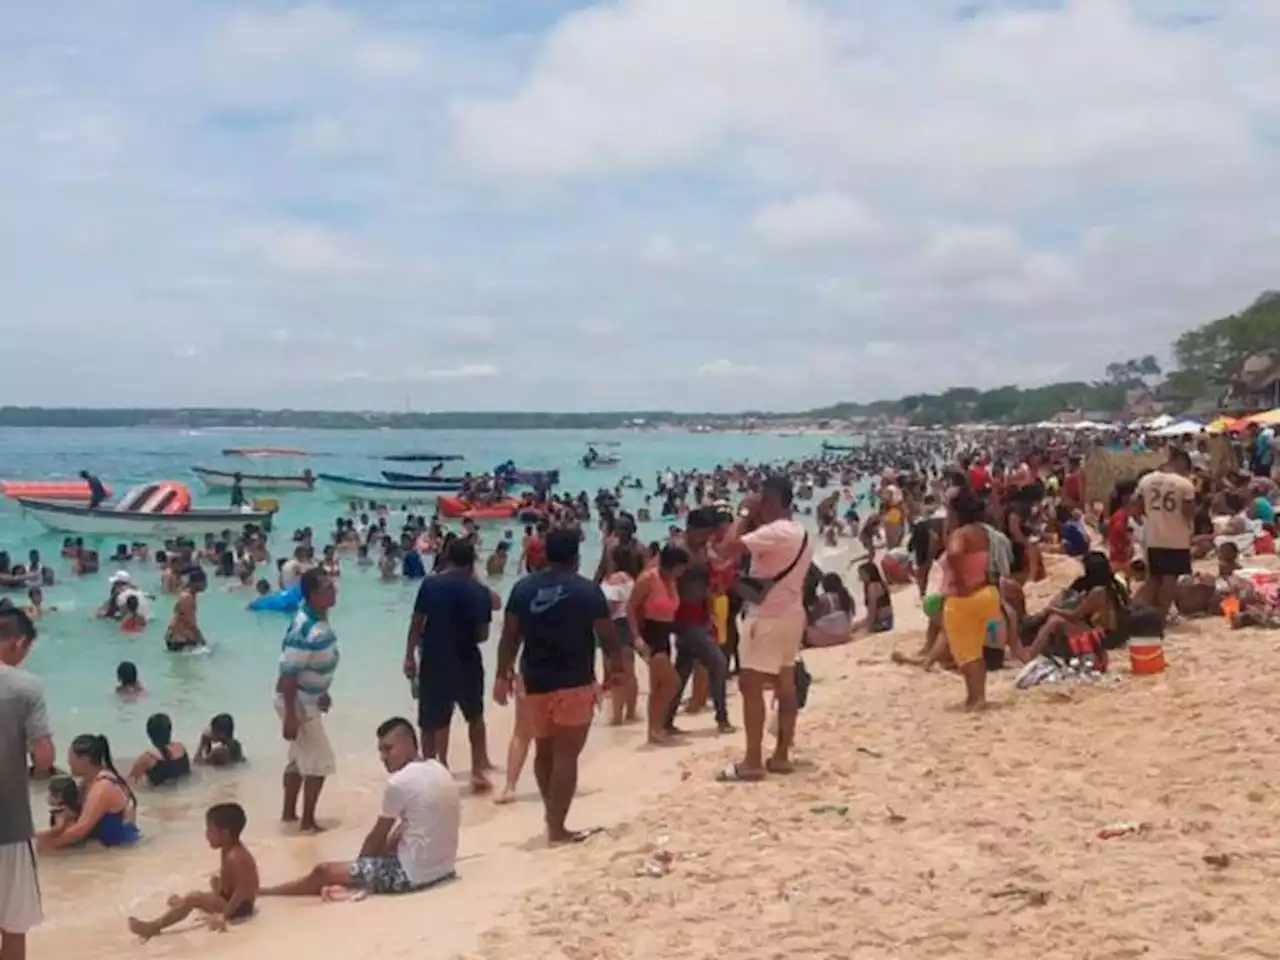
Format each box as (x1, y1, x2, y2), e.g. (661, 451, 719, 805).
(628, 544, 687, 744)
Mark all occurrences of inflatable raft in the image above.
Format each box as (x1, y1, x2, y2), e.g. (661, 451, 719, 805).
(1, 480, 113, 503)
(437, 496, 520, 520)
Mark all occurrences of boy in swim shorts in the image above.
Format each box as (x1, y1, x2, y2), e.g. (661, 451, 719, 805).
(127, 803, 258, 940)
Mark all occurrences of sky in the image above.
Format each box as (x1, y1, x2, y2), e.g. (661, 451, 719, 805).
(3, 0, 1279, 412)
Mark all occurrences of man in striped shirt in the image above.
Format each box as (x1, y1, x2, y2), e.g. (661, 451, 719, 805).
(276, 568, 339, 833)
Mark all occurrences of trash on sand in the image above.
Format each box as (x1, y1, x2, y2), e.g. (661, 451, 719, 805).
(636, 837, 675, 878)
(810, 804, 849, 816)
(990, 884, 1050, 907)
(1097, 821, 1150, 840)
(1202, 853, 1232, 869)
(885, 807, 907, 824)
(856, 747, 883, 759)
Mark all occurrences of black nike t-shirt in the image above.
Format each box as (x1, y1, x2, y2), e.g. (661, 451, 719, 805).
(506, 569, 608, 694)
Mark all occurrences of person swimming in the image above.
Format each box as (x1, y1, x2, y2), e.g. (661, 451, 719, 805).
(196, 713, 245, 767)
(165, 568, 207, 651)
(116, 660, 144, 697)
(120, 594, 147, 632)
(129, 713, 192, 787)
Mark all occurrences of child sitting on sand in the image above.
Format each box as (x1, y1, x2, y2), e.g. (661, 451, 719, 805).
(127, 803, 259, 941)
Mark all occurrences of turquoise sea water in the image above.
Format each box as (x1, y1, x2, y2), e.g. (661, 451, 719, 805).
(9, 427, 834, 776)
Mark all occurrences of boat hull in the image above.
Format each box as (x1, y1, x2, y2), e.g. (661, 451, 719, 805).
(17, 499, 273, 538)
(382, 453, 464, 462)
(192, 466, 315, 492)
(381, 470, 469, 485)
(317, 474, 460, 502)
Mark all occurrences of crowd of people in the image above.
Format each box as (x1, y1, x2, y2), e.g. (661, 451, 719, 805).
(5, 421, 1279, 956)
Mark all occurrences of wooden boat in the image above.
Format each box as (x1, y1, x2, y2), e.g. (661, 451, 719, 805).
(17, 498, 273, 538)
(317, 474, 461, 502)
(1, 479, 113, 503)
(821, 442, 858, 452)
(192, 466, 315, 492)
(381, 470, 469, 484)
(382, 452, 465, 462)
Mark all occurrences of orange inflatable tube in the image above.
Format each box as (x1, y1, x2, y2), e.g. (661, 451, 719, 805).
(117, 482, 193, 515)
(1, 480, 112, 502)
(437, 496, 519, 520)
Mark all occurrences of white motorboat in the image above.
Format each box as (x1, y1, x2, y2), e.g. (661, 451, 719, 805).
(192, 466, 315, 492)
(18, 498, 274, 538)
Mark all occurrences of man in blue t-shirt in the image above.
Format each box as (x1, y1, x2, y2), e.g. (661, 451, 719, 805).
(403, 539, 495, 791)
(496, 528, 621, 845)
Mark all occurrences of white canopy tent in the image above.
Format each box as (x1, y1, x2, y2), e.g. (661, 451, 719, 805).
(1150, 419, 1206, 437)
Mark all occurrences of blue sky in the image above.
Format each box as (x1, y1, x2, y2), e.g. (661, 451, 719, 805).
(2, 0, 1278, 411)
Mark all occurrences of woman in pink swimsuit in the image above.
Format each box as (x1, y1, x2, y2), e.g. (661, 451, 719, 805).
(628, 545, 687, 744)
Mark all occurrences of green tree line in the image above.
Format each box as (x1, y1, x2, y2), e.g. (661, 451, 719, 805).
(804, 290, 1280, 426)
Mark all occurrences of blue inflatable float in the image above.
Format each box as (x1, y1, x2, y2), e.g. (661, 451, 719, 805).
(248, 584, 301, 613)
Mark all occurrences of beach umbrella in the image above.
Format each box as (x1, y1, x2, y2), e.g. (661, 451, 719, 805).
(1244, 409, 1280, 426)
(1207, 416, 1246, 434)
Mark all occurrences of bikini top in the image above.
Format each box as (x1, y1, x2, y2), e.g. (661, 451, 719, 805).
(643, 578, 679, 621)
(146, 748, 191, 787)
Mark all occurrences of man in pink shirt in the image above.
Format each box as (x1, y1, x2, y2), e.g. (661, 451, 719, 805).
(715, 475, 812, 782)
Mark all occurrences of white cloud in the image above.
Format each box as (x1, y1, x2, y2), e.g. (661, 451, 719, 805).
(697, 358, 763, 378)
(750, 192, 876, 250)
(239, 223, 383, 277)
(338, 362, 499, 384)
(408, 362, 500, 381)
(451, 0, 844, 181)
(917, 224, 1074, 303)
(639, 233, 685, 267)
(1, 1, 1279, 410)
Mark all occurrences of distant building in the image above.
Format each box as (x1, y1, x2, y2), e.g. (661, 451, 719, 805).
(1225, 353, 1280, 410)
(1121, 388, 1166, 422)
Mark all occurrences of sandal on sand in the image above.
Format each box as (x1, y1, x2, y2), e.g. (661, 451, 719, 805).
(765, 759, 794, 775)
(551, 827, 604, 846)
(716, 763, 765, 783)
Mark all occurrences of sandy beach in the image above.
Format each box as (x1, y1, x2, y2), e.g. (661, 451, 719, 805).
(28, 555, 1280, 960)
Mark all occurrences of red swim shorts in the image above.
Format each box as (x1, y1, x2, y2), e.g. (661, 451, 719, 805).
(525, 684, 597, 739)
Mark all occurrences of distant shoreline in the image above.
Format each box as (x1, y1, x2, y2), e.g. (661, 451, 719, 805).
(0, 407, 858, 431)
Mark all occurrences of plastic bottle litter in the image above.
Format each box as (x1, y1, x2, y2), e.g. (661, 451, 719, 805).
(1098, 821, 1148, 840)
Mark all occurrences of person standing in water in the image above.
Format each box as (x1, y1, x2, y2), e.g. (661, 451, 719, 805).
(276, 568, 339, 833)
(0, 605, 52, 960)
(165, 568, 207, 651)
(495, 529, 622, 845)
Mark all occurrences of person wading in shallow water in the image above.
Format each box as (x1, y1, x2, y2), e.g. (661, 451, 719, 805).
(495, 528, 622, 845)
(403, 538, 494, 793)
(276, 568, 339, 833)
(713, 475, 811, 783)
